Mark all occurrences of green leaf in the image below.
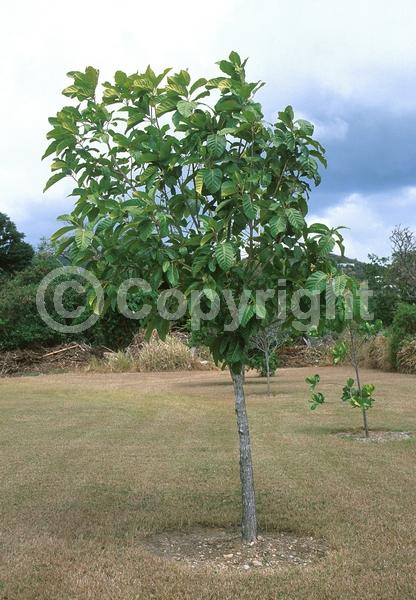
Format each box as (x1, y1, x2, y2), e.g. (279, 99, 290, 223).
(296, 119, 314, 135)
(286, 208, 305, 230)
(177, 100, 196, 117)
(215, 97, 241, 113)
(139, 220, 154, 240)
(217, 60, 236, 77)
(190, 77, 207, 95)
(74, 228, 94, 249)
(50, 225, 75, 242)
(206, 134, 226, 158)
(278, 105, 294, 127)
(203, 168, 222, 194)
(221, 180, 237, 197)
(195, 171, 204, 195)
(305, 374, 320, 389)
(43, 172, 66, 192)
(308, 223, 330, 235)
(254, 302, 267, 319)
(204, 287, 217, 302)
(167, 264, 179, 287)
(156, 95, 178, 117)
(42, 140, 58, 160)
(242, 194, 257, 220)
(240, 304, 255, 327)
(333, 274, 348, 296)
(156, 318, 170, 340)
(229, 50, 242, 65)
(318, 234, 335, 256)
(215, 241, 235, 271)
(305, 271, 327, 292)
(192, 253, 209, 276)
(270, 214, 287, 236)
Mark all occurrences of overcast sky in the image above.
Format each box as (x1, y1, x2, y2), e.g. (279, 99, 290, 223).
(1, 0, 416, 260)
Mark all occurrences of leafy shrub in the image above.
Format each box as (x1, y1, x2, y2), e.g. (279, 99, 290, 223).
(0, 254, 64, 349)
(396, 338, 416, 374)
(247, 350, 279, 377)
(390, 303, 416, 367)
(0, 253, 138, 351)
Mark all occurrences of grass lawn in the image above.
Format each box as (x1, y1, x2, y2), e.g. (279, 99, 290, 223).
(0, 366, 415, 599)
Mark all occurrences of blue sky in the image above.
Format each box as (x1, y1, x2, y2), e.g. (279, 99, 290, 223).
(1, 0, 416, 260)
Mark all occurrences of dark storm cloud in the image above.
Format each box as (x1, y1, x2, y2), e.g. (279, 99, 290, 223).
(320, 109, 416, 195)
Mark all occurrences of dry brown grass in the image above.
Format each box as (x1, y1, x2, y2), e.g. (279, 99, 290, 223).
(396, 337, 416, 374)
(359, 335, 393, 371)
(89, 350, 136, 373)
(86, 336, 215, 373)
(1, 367, 416, 599)
(135, 335, 196, 371)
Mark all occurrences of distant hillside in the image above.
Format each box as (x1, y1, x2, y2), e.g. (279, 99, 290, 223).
(330, 254, 368, 280)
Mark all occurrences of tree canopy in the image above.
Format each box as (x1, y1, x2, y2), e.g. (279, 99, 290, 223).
(0, 212, 34, 275)
(45, 51, 345, 372)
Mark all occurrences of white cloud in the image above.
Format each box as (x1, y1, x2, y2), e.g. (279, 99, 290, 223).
(392, 186, 416, 208)
(2, 0, 416, 242)
(309, 187, 416, 260)
(296, 113, 349, 141)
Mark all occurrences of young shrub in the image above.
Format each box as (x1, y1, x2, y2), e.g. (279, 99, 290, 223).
(247, 324, 288, 395)
(307, 274, 382, 438)
(305, 374, 325, 410)
(247, 351, 279, 378)
(332, 321, 381, 438)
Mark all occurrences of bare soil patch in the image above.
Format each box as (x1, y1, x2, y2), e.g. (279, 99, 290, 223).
(336, 430, 414, 443)
(141, 527, 329, 572)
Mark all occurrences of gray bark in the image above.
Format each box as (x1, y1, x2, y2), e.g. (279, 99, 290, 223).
(231, 370, 257, 542)
(265, 352, 271, 396)
(350, 327, 369, 438)
(354, 363, 369, 438)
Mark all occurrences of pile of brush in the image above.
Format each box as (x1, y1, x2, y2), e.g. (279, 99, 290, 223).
(0, 343, 107, 377)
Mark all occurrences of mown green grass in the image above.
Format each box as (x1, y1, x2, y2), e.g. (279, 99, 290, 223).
(0, 367, 415, 599)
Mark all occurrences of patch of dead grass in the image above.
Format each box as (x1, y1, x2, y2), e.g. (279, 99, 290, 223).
(0, 367, 416, 599)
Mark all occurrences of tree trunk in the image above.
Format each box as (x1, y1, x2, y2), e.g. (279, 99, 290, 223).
(353, 360, 369, 438)
(362, 408, 369, 438)
(231, 370, 257, 542)
(265, 353, 270, 396)
(350, 327, 369, 438)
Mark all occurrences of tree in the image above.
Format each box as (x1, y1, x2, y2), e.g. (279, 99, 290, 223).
(0, 213, 34, 275)
(390, 225, 416, 302)
(308, 275, 381, 438)
(332, 321, 380, 438)
(363, 254, 398, 326)
(390, 302, 416, 367)
(249, 323, 288, 395)
(44, 52, 343, 542)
